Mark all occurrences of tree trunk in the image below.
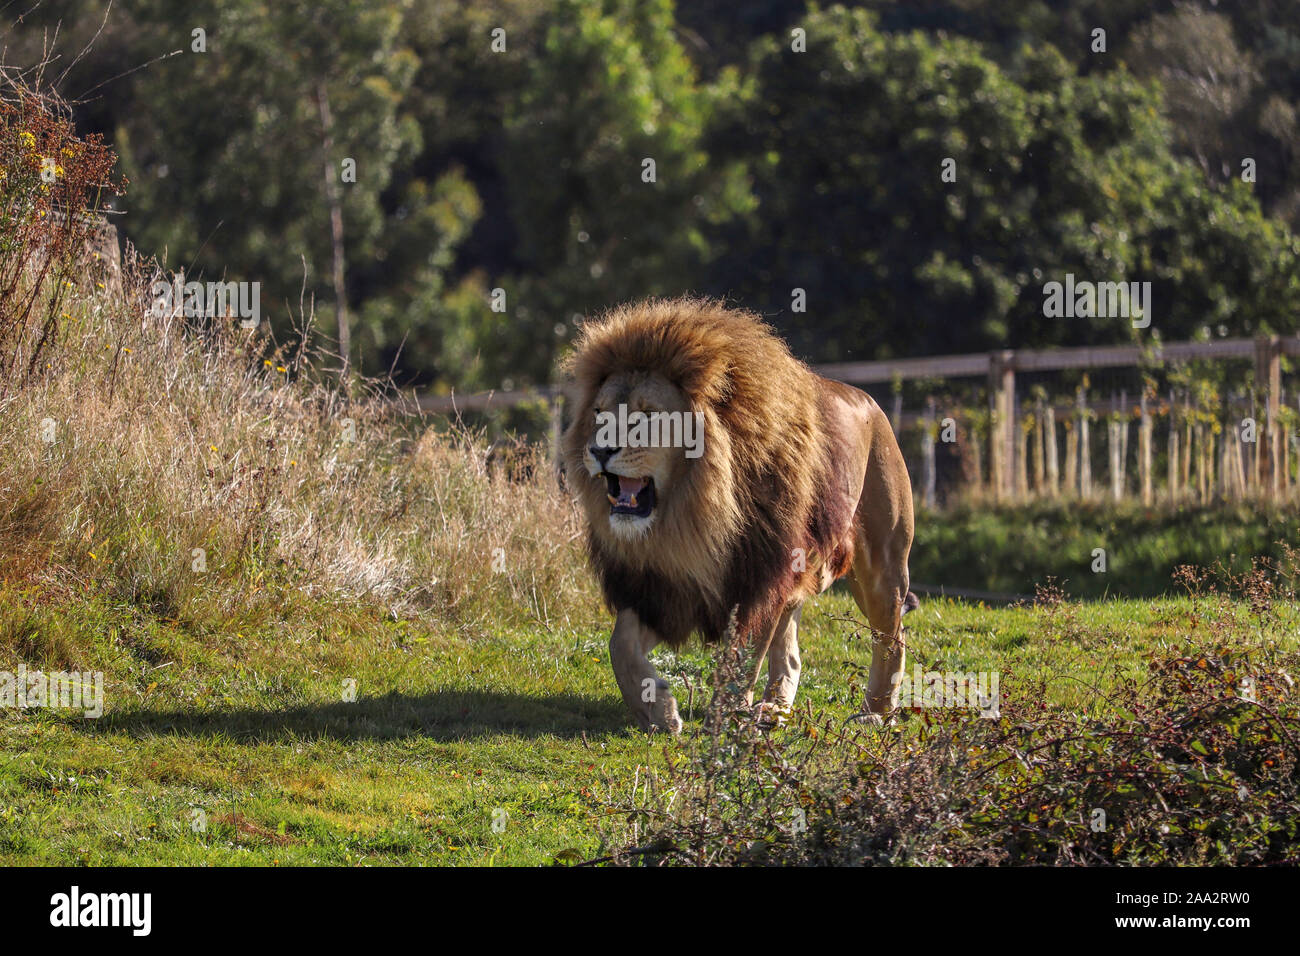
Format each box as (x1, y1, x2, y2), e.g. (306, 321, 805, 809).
(316, 82, 351, 383)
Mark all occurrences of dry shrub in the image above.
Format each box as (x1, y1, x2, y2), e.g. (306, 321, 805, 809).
(0, 80, 600, 643)
(592, 582, 1300, 866)
(0, 80, 123, 388)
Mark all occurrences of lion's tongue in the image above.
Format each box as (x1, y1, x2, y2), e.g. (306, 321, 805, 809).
(616, 476, 647, 506)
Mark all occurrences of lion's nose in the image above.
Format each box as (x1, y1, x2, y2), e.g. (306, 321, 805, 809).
(590, 446, 618, 468)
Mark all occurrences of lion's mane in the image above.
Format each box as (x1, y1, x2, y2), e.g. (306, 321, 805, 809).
(561, 298, 857, 647)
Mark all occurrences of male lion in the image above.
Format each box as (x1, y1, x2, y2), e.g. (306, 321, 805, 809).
(562, 297, 915, 733)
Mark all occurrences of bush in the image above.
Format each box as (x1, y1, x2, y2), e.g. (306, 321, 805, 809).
(0, 82, 122, 388)
(912, 498, 1300, 599)
(592, 570, 1300, 866)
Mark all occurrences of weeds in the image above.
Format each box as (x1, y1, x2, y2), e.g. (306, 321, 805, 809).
(595, 568, 1300, 866)
(0, 80, 123, 388)
(0, 80, 601, 667)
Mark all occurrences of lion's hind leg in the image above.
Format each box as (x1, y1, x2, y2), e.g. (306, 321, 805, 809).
(735, 603, 802, 730)
(759, 602, 803, 721)
(846, 536, 911, 717)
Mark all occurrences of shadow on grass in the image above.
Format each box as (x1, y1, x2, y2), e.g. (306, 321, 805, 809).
(83, 689, 631, 743)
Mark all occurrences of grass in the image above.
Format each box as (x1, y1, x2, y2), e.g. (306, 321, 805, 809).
(1, 88, 1296, 866)
(913, 498, 1300, 599)
(4, 584, 1296, 865)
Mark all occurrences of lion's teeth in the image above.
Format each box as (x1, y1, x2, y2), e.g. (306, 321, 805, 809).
(607, 494, 618, 505)
(629, 495, 637, 507)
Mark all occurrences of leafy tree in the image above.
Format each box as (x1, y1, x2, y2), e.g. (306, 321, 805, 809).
(484, 0, 752, 386)
(706, 5, 1300, 362)
(7, 0, 1300, 395)
(114, 0, 426, 376)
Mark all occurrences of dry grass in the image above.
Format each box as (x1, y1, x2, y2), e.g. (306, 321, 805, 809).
(0, 254, 601, 640)
(595, 571, 1300, 866)
(0, 81, 600, 648)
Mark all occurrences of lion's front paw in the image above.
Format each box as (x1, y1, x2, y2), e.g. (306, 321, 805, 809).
(650, 700, 683, 735)
(639, 682, 682, 735)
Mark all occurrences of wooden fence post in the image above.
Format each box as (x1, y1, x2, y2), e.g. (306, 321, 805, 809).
(1140, 389, 1153, 506)
(1108, 390, 1128, 502)
(1292, 433, 1298, 498)
(1119, 389, 1130, 485)
(1077, 386, 1091, 497)
(1247, 388, 1259, 493)
(988, 351, 1016, 501)
(1045, 404, 1059, 497)
(1032, 398, 1045, 493)
(1256, 336, 1281, 497)
(921, 397, 937, 509)
(1232, 426, 1242, 502)
(1016, 414, 1029, 498)
(1064, 419, 1078, 495)
(1108, 406, 1122, 502)
(1195, 420, 1207, 504)
(1283, 389, 1292, 494)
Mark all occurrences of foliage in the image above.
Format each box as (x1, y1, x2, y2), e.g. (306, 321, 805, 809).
(0, 84, 122, 389)
(6, 1, 1300, 393)
(594, 569, 1300, 866)
(709, 6, 1300, 362)
(911, 498, 1300, 599)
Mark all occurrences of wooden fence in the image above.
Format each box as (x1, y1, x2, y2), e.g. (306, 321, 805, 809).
(416, 335, 1300, 507)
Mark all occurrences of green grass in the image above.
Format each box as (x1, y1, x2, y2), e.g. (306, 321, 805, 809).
(4, 580, 1296, 866)
(913, 499, 1300, 598)
(4, 86, 1295, 867)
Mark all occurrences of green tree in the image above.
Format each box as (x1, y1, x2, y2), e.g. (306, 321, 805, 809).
(115, 0, 429, 376)
(485, 0, 752, 386)
(707, 5, 1300, 361)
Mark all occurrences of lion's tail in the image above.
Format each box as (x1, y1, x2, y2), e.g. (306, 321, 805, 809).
(902, 590, 919, 615)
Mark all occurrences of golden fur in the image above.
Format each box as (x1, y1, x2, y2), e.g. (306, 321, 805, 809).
(562, 298, 915, 677)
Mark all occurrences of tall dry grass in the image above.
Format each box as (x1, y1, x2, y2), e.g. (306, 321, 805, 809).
(0, 85, 600, 643)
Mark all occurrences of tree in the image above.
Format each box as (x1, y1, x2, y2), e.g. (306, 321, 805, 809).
(704, 5, 1300, 361)
(114, 0, 422, 378)
(489, 0, 752, 385)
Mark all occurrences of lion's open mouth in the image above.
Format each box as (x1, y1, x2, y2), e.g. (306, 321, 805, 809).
(603, 473, 656, 518)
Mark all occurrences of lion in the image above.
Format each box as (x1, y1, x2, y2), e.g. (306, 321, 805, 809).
(562, 297, 916, 733)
